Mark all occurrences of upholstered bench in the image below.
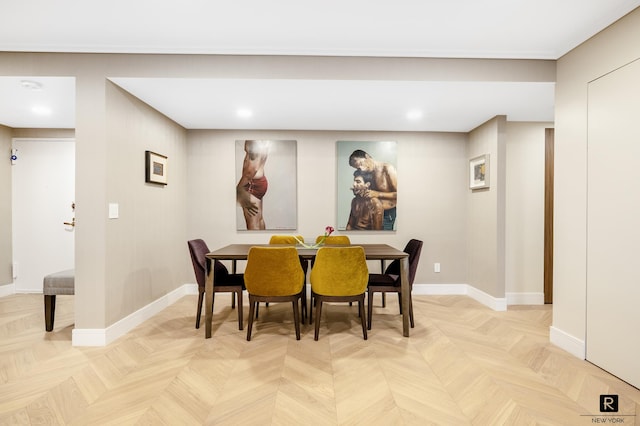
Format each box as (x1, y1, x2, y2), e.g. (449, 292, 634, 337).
(43, 269, 74, 331)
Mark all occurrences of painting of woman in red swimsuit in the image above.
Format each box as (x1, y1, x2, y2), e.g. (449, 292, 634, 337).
(235, 140, 297, 230)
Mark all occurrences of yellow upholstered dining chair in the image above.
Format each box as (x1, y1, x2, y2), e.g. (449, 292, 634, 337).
(269, 235, 303, 245)
(268, 235, 309, 320)
(367, 239, 423, 330)
(187, 239, 245, 330)
(244, 246, 305, 341)
(309, 246, 369, 341)
(316, 235, 351, 245)
(312, 234, 352, 309)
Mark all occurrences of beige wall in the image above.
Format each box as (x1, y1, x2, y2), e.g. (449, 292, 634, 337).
(0, 51, 555, 334)
(187, 129, 469, 285)
(467, 116, 506, 298)
(505, 122, 551, 297)
(554, 8, 640, 345)
(104, 83, 188, 325)
(0, 125, 11, 285)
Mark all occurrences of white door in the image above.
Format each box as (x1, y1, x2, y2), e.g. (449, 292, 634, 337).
(587, 59, 640, 388)
(11, 138, 75, 292)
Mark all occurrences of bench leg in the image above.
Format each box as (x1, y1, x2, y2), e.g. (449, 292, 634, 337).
(45, 295, 56, 332)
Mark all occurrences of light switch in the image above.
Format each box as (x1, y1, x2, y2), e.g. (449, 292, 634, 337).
(434, 263, 441, 273)
(108, 203, 119, 219)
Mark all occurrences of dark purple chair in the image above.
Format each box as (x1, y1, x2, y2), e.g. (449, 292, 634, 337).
(188, 239, 245, 330)
(367, 239, 423, 330)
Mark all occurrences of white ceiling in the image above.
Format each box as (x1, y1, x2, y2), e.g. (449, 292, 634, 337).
(1, 0, 639, 131)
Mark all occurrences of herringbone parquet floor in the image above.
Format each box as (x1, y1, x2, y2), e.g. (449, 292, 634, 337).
(0, 292, 638, 425)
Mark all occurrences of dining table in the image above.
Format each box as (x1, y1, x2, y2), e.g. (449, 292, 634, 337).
(204, 243, 410, 339)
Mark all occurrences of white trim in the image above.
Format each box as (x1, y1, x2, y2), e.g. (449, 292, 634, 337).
(467, 285, 507, 311)
(413, 283, 467, 295)
(506, 292, 545, 305)
(72, 284, 198, 347)
(0, 283, 15, 297)
(549, 325, 586, 359)
(413, 283, 507, 311)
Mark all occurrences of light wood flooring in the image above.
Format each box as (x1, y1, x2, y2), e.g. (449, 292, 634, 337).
(1, 292, 638, 425)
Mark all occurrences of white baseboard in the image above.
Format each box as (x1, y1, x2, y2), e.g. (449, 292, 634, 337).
(72, 283, 199, 347)
(413, 283, 507, 311)
(413, 283, 467, 295)
(0, 283, 15, 298)
(467, 285, 507, 311)
(506, 292, 544, 305)
(549, 325, 586, 359)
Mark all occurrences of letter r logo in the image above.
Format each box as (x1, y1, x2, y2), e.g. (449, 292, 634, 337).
(600, 394, 618, 412)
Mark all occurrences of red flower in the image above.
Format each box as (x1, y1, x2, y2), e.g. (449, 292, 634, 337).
(325, 226, 334, 236)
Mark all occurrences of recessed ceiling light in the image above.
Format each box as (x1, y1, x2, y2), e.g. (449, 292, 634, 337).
(406, 109, 423, 120)
(31, 105, 52, 115)
(237, 108, 253, 118)
(21, 80, 43, 91)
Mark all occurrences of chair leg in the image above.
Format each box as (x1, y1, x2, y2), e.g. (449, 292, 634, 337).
(398, 292, 402, 314)
(358, 297, 367, 340)
(314, 300, 323, 341)
(292, 300, 301, 340)
(367, 289, 374, 330)
(301, 285, 307, 322)
(237, 290, 244, 330)
(409, 296, 415, 328)
(231, 292, 236, 309)
(247, 300, 256, 341)
(195, 291, 204, 329)
(382, 293, 386, 308)
(255, 303, 259, 318)
(44, 295, 56, 332)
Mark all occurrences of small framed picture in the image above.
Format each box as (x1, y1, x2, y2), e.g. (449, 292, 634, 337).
(145, 151, 168, 185)
(469, 154, 489, 189)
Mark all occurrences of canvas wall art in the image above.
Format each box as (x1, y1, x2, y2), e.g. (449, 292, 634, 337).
(235, 139, 297, 231)
(336, 141, 398, 231)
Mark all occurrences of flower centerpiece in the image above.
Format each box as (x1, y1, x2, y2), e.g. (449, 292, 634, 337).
(294, 226, 334, 248)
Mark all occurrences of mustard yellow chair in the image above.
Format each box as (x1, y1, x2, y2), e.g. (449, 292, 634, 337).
(269, 235, 303, 245)
(312, 234, 352, 308)
(309, 246, 369, 341)
(316, 235, 351, 245)
(244, 246, 305, 341)
(269, 235, 309, 320)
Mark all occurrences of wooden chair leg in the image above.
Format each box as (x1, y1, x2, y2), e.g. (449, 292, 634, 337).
(314, 300, 323, 341)
(359, 297, 367, 340)
(382, 293, 386, 308)
(44, 295, 56, 332)
(247, 300, 256, 341)
(409, 296, 415, 328)
(301, 285, 307, 322)
(398, 292, 402, 314)
(292, 300, 301, 340)
(231, 293, 236, 309)
(237, 290, 244, 330)
(367, 290, 374, 330)
(195, 291, 204, 329)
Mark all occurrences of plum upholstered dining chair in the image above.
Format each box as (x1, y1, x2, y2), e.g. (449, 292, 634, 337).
(244, 246, 305, 341)
(187, 239, 245, 330)
(269, 235, 309, 320)
(309, 246, 369, 341)
(367, 239, 423, 330)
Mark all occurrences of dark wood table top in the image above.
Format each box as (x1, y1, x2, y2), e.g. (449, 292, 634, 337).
(206, 243, 408, 261)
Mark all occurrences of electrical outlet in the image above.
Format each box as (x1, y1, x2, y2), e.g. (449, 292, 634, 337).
(434, 262, 441, 273)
